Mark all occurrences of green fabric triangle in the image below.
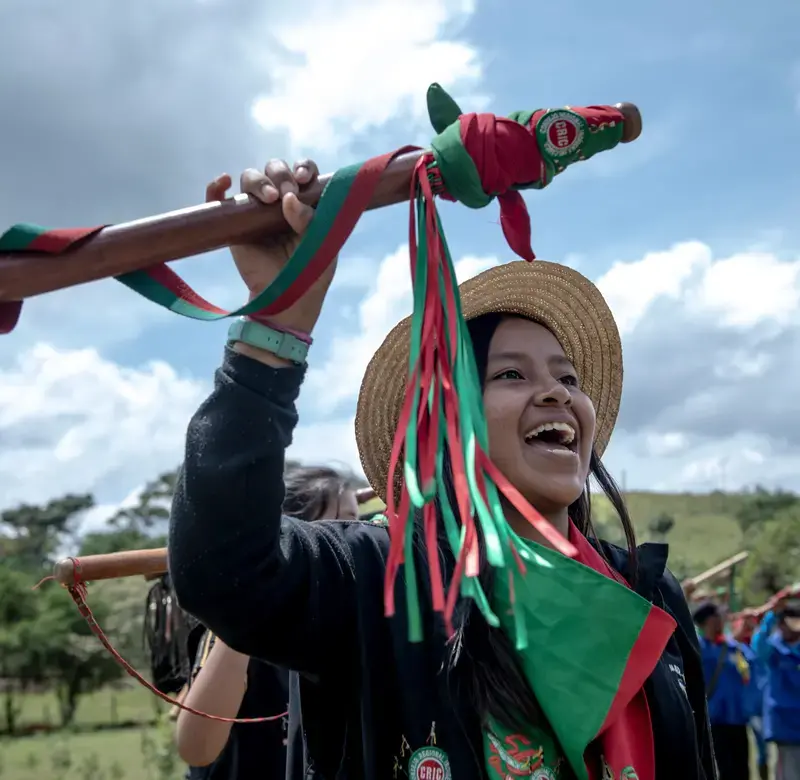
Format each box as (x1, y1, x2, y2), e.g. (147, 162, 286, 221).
(493, 536, 654, 780)
(426, 83, 463, 134)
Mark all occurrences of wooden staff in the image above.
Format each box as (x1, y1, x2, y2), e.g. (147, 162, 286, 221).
(53, 487, 381, 586)
(0, 104, 641, 303)
(682, 551, 749, 596)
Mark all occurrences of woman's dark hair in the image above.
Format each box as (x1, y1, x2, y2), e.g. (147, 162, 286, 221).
(444, 312, 638, 735)
(143, 464, 353, 690)
(282, 463, 356, 522)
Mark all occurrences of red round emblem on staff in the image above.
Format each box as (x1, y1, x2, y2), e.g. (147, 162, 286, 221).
(548, 117, 578, 151)
(415, 757, 445, 780)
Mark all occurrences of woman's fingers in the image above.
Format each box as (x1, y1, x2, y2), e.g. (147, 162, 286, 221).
(265, 159, 297, 197)
(238, 158, 320, 233)
(205, 174, 232, 203)
(293, 159, 320, 187)
(282, 193, 315, 236)
(241, 168, 278, 204)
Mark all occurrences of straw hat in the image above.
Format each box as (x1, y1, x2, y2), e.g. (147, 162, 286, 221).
(355, 261, 623, 502)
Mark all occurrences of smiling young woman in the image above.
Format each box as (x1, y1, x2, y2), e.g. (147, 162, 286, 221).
(168, 158, 717, 780)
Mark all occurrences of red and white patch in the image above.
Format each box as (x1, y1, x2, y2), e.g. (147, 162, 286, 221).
(408, 747, 452, 780)
(538, 110, 585, 158)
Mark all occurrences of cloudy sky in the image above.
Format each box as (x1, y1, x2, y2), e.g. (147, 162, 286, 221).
(1, 0, 799, 529)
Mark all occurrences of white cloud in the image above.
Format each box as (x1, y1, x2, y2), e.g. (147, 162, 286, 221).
(289, 417, 361, 476)
(0, 344, 207, 508)
(303, 239, 800, 493)
(251, 0, 482, 154)
(644, 432, 687, 457)
(6, 239, 800, 513)
(595, 241, 711, 334)
(688, 251, 800, 328)
(598, 241, 800, 490)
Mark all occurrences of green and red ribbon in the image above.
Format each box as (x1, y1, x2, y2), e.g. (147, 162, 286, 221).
(1, 84, 629, 644)
(0, 225, 103, 333)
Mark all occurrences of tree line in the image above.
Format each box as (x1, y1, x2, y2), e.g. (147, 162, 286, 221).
(0, 470, 176, 735)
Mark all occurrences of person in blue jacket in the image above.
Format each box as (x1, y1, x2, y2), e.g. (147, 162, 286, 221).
(694, 601, 758, 780)
(733, 611, 769, 780)
(752, 595, 800, 780)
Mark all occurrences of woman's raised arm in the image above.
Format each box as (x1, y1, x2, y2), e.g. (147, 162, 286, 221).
(168, 161, 362, 674)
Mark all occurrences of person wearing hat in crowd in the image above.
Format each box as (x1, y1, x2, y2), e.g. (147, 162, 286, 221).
(176, 463, 359, 780)
(730, 610, 769, 780)
(752, 590, 800, 780)
(167, 160, 716, 780)
(693, 601, 758, 780)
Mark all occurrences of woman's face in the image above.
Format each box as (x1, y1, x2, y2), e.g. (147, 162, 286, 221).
(320, 489, 359, 521)
(483, 317, 595, 517)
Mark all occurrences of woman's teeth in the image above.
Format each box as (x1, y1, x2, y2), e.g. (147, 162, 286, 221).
(524, 421, 576, 446)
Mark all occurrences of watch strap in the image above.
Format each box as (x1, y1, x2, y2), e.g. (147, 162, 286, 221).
(226, 317, 309, 364)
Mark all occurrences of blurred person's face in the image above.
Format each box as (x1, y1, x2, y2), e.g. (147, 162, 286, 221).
(781, 614, 800, 642)
(702, 613, 724, 639)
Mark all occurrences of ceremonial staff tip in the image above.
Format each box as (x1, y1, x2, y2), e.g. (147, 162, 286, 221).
(614, 103, 641, 143)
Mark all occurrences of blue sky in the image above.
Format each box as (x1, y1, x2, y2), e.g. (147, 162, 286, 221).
(1, 0, 799, 520)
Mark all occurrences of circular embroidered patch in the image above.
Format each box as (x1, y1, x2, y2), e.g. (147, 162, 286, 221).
(408, 746, 452, 780)
(531, 767, 558, 780)
(536, 109, 586, 159)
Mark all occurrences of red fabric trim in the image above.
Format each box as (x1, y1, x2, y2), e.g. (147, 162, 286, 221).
(599, 606, 676, 732)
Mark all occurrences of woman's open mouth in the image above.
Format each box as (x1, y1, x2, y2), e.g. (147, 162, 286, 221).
(523, 421, 578, 457)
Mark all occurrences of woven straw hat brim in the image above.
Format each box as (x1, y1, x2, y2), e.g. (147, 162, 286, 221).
(355, 261, 623, 503)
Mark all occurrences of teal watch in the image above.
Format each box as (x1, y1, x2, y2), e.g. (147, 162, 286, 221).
(226, 317, 309, 364)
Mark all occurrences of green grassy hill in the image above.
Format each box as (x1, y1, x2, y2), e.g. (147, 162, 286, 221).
(594, 490, 746, 577)
(363, 489, 749, 578)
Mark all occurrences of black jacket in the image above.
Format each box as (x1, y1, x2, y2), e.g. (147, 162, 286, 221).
(169, 349, 717, 780)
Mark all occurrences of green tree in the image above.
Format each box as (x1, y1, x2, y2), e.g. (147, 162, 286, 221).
(741, 502, 800, 606)
(108, 471, 177, 535)
(0, 493, 97, 732)
(77, 470, 177, 557)
(0, 566, 41, 734)
(20, 584, 125, 727)
(1, 494, 94, 573)
(78, 527, 162, 557)
(735, 486, 800, 534)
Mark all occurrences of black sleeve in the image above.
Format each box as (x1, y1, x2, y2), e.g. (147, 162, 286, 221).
(660, 569, 718, 780)
(168, 348, 359, 675)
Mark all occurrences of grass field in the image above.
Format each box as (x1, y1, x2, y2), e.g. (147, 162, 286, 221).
(14, 685, 160, 731)
(2, 686, 180, 780)
(1, 728, 162, 780)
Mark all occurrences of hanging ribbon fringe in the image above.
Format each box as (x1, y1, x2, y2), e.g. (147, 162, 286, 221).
(10, 84, 630, 646)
